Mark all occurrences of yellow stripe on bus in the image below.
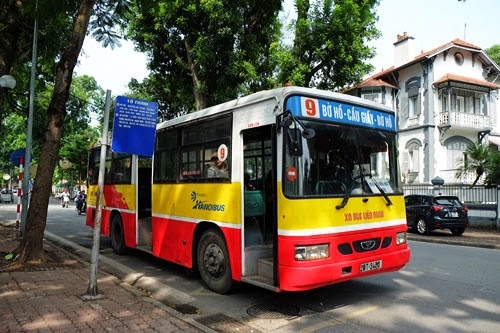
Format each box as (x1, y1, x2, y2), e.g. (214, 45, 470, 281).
(277, 189, 406, 231)
(87, 184, 137, 211)
(152, 183, 242, 225)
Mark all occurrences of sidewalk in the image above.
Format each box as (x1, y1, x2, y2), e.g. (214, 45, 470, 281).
(1, 208, 499, 333)
(407, 227, 500, 249)
(0, 222, 211, 332)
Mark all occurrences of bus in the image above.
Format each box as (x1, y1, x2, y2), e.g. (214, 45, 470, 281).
(86, 86, 410, 293)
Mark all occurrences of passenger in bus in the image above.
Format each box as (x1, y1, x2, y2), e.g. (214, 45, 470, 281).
(244, 173, 255, 190)
(206, 153, 228, 178)
(323, 150, 351, 185)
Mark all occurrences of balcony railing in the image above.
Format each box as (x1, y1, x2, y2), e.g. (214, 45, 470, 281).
(439, 112, 490, 129)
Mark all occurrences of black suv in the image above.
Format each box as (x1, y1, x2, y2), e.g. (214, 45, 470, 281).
(404, 194, 469, 236)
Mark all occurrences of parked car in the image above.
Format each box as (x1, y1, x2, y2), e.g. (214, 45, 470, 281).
(404, 194, 469, 236)
(1, 188, 13, 203)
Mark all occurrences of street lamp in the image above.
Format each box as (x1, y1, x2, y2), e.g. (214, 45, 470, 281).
(0, 75, 17, 90)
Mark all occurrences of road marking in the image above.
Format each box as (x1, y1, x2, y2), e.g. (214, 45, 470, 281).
(298, 305, 380, 333)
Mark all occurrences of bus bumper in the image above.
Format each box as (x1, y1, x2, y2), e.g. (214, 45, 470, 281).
(277, 247, 410, 292)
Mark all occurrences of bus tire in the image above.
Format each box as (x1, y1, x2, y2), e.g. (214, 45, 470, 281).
(197, 229, 232, 294)
(110, 214, 127, 255)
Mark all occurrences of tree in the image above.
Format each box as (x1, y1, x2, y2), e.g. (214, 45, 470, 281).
(0, 0, 130, 264)
(455, 142, 492, 187)
(276, 0, 380, 89)
(127, 1, 381, 116)
(55, 75, 103, 187)
(127, 0, 282, 115)
(485, 45, 500, 67)
(484, 150, 500, 186)
(14, 0, 96, 263)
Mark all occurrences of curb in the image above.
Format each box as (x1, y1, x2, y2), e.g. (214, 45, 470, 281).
(42, 231, 217, 333)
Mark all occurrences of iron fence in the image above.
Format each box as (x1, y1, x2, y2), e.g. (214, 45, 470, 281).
(402, 184, 498, 204)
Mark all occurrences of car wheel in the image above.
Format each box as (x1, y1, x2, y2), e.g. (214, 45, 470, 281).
(197, 229, 233, 294)
(450, 227, 465, 236)
(111, 214, 127, 255)
(416, 217, 430, 235)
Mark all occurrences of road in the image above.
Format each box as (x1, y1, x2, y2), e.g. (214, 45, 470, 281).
(29, 199, 500, 332)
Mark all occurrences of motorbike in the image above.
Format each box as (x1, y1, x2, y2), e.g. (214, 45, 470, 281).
(75, 196, 87, 215)
(61, 195, 70, 208)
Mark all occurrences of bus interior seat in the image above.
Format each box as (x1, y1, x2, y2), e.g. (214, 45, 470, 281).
(244, 190, 264, 246)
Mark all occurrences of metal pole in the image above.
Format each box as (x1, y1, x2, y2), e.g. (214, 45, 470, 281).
(20, 0, 39, 238)
(84, 90, 111, 298)
(16, 157, 23, 232)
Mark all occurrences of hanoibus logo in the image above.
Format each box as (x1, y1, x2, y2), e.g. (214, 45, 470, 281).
(191, 191, 225, 212)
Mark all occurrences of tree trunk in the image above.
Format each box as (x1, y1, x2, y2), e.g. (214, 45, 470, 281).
(184, 38, 206, 110)
(15, 0, 96, 264)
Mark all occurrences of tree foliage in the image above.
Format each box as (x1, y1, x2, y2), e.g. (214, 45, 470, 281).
(455, 142, 493, 187)
(484, 150, 500, 186)
(127, 0, 282, 115)
(276, 0, 380, 89)
(0, 0, 130, 264)
(126, 0, 381, 117)
(485, 45, 500, 67)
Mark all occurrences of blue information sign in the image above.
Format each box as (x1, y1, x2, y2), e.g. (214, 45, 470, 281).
(112, 96, 159, 156)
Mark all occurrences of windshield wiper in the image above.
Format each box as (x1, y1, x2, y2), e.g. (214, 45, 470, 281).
(370, 176, 393, 206)
(335, 173, 393, 209)
(336, 172, 369, 210)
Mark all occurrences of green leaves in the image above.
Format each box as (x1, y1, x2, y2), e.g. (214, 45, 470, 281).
(127, 0, 282, 114)
(280, 0, 379, 89)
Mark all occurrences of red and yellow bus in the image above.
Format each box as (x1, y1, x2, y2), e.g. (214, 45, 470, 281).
(86, 86, 410, 293)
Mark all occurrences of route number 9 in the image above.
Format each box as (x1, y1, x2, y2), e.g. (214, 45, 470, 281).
(301, 98, 319, 118)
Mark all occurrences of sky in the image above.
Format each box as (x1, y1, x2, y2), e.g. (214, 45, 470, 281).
(75, 0, 500, 95)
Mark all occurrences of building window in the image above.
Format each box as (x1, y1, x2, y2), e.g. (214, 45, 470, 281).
(444, 136, 473, 170)
(408, 143, 419, 172)
(362, 93, 380, 103)
(409, 96, 418, 117)
(405, 77, 421, 118)
(404, 140, 421, 175)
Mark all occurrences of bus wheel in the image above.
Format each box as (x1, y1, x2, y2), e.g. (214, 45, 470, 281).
(111, 214, 127, 255)
(197, 230, 232, 294)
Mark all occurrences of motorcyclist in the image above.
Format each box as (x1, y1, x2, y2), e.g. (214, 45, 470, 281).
(75, 190, 86, 213)
(61, 189, 70, 208)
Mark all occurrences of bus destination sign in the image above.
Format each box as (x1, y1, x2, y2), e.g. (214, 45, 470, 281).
(112, 96, 159, 156)
(286, 95, 395, 131)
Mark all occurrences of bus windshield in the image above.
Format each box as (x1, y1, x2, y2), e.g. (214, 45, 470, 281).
(282, 119, 401, 198)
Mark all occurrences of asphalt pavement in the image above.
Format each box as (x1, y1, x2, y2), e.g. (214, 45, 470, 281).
(0, 202, 499, 332)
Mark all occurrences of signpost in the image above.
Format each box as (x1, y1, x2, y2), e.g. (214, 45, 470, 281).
(111, 96, 158, 156)
(84, 93, 158, 300)
(9, 149, 30, 231)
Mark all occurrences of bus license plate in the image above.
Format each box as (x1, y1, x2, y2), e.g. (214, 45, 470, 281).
(360, 260, 382, 273)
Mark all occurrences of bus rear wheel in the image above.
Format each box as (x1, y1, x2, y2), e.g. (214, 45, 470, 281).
(111, 214, 127, 255)
(197, 229, 232, 294)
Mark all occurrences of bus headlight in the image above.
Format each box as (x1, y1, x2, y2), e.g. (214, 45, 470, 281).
(295, 244, 329, 261)
(396, 231, 407, 245)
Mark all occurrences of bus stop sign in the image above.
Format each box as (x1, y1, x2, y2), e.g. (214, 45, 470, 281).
(112, 96, 158, 156)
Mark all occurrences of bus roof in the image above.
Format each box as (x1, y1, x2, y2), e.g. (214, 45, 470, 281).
(156, 86, 394, 131)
